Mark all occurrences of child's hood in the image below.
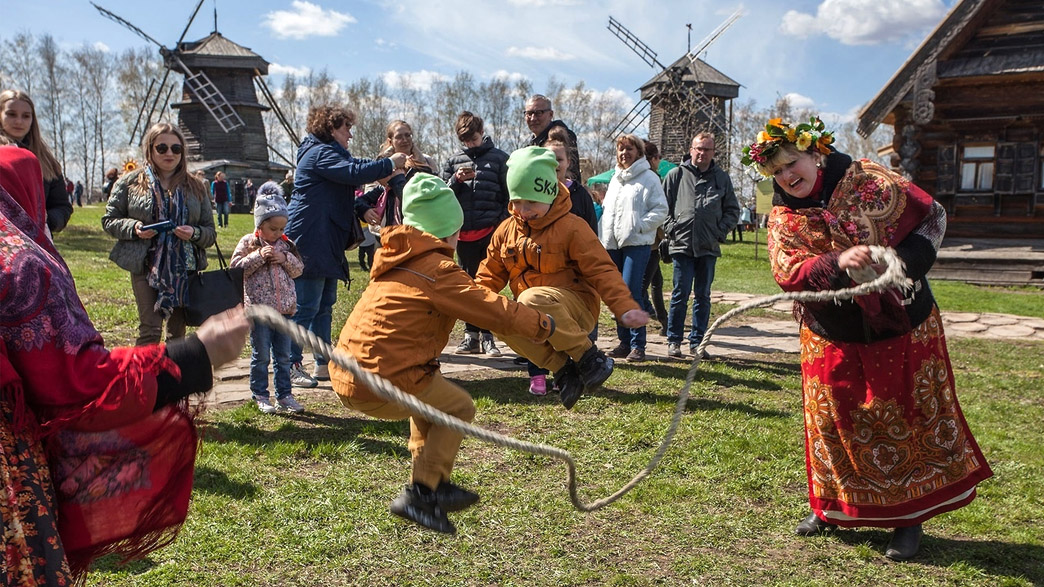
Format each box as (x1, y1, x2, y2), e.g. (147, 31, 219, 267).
(370, 224, 456, 279)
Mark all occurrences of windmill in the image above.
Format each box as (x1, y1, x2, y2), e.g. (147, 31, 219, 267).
(92, 1, 299, 190)
(607, 10, 742, 165)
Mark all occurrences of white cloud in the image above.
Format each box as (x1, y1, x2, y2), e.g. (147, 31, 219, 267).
(783, 92, 817, 111)
(780, 0, 946, 45)
(380, 70, 450, 91)
(269, 63, 311, 77)
(491, 70, 529, 84)
(506, 46, 575, 61)
(264, 1, 355, 40)
(93, 41, 111, 53)
(374, 38, 397, 49)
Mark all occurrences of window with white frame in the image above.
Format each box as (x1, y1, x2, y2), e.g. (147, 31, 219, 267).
(959, 145, 994, 191)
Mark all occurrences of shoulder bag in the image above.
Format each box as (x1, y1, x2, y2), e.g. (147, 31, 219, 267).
(184, 240, 245, 327)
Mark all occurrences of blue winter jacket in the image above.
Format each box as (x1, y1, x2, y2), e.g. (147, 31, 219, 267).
(286, 134, 394, 280)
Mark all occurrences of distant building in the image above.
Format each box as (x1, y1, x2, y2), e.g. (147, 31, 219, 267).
(857, 0, 1044, 238)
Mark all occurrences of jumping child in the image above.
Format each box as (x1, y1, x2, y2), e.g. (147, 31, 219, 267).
(329, 173, 556, 534)
(476, 146, 649, 409)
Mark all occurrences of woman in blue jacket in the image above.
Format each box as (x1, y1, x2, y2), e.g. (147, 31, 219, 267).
(285, 104, 406, 386)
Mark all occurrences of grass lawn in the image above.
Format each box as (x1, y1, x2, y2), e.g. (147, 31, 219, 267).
(49, 205, 1044, 586)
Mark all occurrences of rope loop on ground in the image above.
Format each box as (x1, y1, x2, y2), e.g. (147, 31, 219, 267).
(245, 245, 907, 512)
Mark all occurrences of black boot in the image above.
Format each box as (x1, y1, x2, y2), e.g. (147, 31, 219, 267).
(555, 360, 584, 410)
(577, 345, 614, 390)
(435, 480, 480, 512)
(389, 483, 455, 534)
(885, 524, 922, 561)
(794, 512, 837, 536)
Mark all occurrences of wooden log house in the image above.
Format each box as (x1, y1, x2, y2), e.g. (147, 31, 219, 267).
(857, 0, 1044, 239)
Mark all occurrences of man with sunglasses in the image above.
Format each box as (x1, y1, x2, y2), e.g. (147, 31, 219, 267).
(523, 94, 581, 182)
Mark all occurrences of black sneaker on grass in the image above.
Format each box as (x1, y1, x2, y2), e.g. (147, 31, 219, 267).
(389, 484, 455, 534)
(555, 360, 584, 410)
(436, 481, 480, 512)
(577, 345, 614, 390)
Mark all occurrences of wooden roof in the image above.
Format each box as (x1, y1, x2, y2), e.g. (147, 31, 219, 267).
(639, 54, 740, 100)
(175, 32, 269, 72)
(857, 0, 1044, 136)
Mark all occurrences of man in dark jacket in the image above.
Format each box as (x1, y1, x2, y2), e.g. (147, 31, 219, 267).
(441, 111, 510, 357)
(662, 132, 740, 359)
(524, 94, 581, 182)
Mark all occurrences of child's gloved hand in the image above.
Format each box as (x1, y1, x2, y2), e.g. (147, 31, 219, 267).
(619, 309, 650, 328)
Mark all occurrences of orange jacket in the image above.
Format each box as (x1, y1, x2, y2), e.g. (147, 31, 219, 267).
(331, 224, 554, 403)
(476, 182, 640, 320)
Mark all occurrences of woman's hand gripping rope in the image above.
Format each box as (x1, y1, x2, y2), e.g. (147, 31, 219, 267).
(244, 245, 908, 513)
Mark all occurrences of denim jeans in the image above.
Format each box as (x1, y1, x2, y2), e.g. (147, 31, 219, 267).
(215, 201, 230, 227)
(290, 277, 339, 366)
(608, 245, 651, 351)
(667, 253, 717, 347)
(457, 233, 494, 335)
(250, 322, 293, 399)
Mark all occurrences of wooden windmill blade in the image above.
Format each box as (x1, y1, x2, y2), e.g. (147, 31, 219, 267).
(608, 16, 666, 70)
(254, 70, 301, 149)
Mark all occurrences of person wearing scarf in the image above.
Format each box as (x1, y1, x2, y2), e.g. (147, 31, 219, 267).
(102, 122, 217, 345)
(743, 116, 992, 561)
(0, 145, 249, 583)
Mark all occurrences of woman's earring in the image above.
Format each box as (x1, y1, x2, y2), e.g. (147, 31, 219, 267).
(816, 160, 822, 168)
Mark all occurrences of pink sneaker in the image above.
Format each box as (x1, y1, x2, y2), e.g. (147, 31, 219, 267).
(529, 374, 548, 396)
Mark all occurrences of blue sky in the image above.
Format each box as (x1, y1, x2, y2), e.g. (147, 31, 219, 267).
(7, 0, 959, 122)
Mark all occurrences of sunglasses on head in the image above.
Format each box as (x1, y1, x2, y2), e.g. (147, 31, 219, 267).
(154, 143, 183, 155)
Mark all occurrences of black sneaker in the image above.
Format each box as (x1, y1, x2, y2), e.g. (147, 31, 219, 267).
(555, 360, 584, 410)
(389, 484, 456, 534)
(436, 481, 480, 512)
(577, 345, 614, 390)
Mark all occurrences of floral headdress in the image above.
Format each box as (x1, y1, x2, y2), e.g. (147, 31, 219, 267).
(741, 116, 835, 176)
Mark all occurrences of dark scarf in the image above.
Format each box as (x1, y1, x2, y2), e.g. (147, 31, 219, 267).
(144, 166, 190, 318)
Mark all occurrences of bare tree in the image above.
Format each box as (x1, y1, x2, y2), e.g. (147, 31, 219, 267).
(36, 35, 70, 174)
(0, 32, 39, 95)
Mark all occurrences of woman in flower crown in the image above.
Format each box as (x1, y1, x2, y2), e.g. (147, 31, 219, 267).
(743, 116, 992, 561)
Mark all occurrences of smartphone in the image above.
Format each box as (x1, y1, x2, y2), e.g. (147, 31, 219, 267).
(141, 219, 176, 232)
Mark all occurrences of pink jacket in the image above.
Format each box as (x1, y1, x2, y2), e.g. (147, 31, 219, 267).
(230, 232, 304, 315)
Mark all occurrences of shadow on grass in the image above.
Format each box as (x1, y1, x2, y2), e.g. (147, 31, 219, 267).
(199, 411, 406, 457)
(463, 365, 794, 420)
(193, 464, 258, 498)
(89, 553, 158, 576)
(54, 223, 115, 255)
(833, 529, 1044, 583)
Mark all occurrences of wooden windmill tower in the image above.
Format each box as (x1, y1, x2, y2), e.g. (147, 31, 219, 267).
(607, 11, 742, 165)
(92, 1, 299, 202)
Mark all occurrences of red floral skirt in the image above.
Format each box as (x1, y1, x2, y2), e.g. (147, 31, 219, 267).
(800, 308, 992, 527)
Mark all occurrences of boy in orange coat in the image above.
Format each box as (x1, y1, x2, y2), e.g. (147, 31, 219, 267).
(476, 146, 648, 409)
(330, 173, 555, 535)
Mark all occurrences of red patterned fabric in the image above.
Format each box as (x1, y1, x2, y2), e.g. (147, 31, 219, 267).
(800, 310, 991, 527)
(768, 157, 991, 527)
(1, 147, 199, 582)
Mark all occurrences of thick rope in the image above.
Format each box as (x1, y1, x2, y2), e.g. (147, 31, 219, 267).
(245, 245, 908, 512)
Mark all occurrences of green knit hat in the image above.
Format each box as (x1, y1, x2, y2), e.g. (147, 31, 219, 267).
(401, 173, 464, 239)
(506, 146, 559, 204)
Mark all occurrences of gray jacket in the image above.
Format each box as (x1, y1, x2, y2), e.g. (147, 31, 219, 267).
(663, 161, 740, 258)
(101, 169, 216, 275)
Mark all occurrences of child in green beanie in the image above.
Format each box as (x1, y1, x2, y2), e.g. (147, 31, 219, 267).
(329, 172, 556, 535)
(475, 146, 649, 409)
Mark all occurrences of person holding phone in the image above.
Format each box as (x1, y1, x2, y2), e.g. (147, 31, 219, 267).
(440, 111, 511, 357)
(102, 122, 216, 345)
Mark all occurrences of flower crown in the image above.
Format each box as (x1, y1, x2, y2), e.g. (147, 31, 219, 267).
(741, 116, 835, 176)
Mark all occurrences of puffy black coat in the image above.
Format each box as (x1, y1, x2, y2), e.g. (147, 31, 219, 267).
(441, 136, 509, 232)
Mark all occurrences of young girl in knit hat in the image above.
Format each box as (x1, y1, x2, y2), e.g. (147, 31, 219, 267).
(231, 181, 306, 413)
(330, 172, 556, 535)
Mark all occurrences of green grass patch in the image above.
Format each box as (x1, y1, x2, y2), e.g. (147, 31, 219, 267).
(50, 206, 1043, 585)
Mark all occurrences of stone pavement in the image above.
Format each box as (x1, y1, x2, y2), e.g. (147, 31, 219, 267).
(209, 291, 1044, 408)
